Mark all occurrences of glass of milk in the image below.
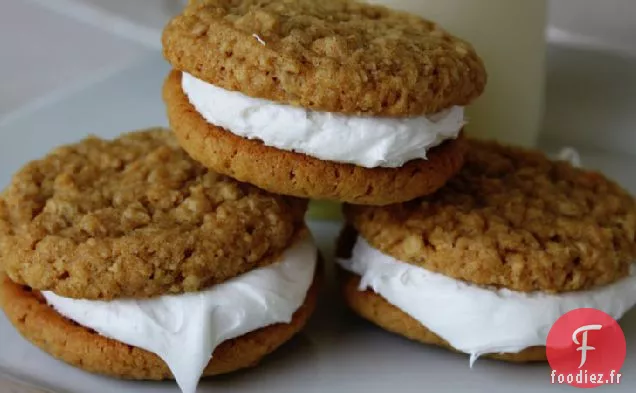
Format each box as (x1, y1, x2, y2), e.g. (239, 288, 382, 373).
(367, 0, 548, 147)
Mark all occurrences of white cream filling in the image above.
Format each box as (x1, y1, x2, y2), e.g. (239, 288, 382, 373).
(338, 236, 636, 364)
(181, 72, 465, 168)
(43, 237, 318, 393)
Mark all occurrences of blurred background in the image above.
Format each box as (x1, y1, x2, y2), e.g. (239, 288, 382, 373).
(1, 0, 636, 154)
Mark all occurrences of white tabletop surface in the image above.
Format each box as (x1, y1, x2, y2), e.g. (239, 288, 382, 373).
(0, 0, 152, 119)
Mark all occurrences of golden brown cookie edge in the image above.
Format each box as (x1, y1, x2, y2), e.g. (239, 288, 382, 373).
(164, 70, 467, 206)
(340, 270, 547, 363)
(0, 271, 319, 380)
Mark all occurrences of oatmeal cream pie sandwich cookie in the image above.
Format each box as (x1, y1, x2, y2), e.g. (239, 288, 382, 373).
(0, 129, 319, 393)
(162, 0, 486, 205)
(337, 139, 636, 363)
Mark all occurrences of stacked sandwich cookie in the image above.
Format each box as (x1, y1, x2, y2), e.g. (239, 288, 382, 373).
(0, 130, 319, 393)
(162, 0, 486, 205)
(337, 139, 636, 363)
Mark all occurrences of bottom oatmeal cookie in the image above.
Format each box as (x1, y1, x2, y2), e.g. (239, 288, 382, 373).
(337, 139, 636, 363)
(0, 128, 320, 393)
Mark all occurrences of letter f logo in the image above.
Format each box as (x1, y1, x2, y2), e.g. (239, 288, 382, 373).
(572, 324, 603, 368)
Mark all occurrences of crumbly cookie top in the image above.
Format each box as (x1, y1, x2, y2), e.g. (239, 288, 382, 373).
(345, 140, 636, 293)
(0, 129, 307, 299)
(162, 0, 486, 116)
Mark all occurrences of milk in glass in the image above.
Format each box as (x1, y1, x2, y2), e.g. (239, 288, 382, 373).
(367, 0, 548, 147)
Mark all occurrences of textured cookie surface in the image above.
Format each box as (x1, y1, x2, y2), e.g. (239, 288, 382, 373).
(0, 273, 318, 379)
(164, 71, 466, 205)
(0, 129, 307, 300)
(345, 140, 636, 292)
(341, 271, 547, 363)
(162, 0, 486, 116)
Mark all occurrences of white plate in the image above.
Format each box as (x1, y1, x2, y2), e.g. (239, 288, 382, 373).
(1, 50, 635, 393)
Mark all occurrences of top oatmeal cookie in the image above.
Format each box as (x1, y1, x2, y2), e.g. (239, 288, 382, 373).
(0, 129, 308, 300)
(162, 0, 486, 116)
(345, 139, 636, 293)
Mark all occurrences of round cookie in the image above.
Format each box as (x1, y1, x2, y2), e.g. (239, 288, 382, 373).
(163, 70, 467, 205)
(340, 271, 547, 363)
(0, 129, 307, 300)
(345, 139, 636, 293)
(162, 0, 486, 116)
(0, 272, 318, 379)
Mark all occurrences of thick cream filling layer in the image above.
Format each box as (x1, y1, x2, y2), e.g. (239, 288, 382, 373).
(44, 237, 318, 393)
(338, 236, 636, 364)
(182, 72, 464, 168)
